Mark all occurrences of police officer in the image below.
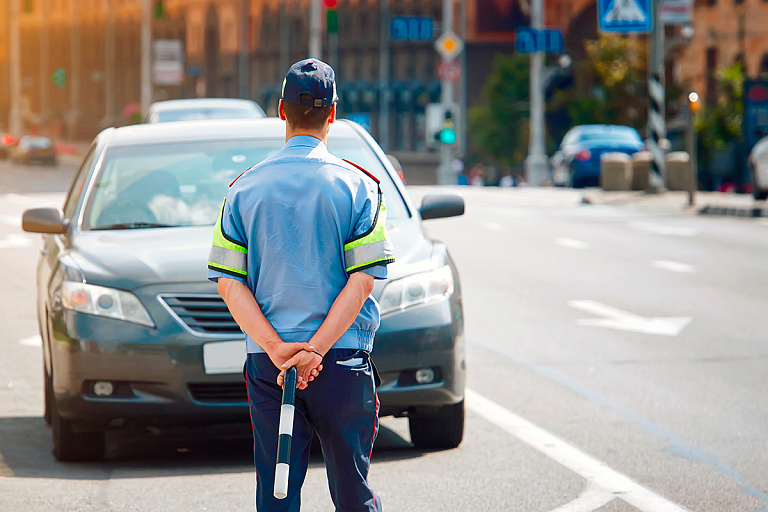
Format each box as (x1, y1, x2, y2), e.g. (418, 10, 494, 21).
(207, 58, 394, 511)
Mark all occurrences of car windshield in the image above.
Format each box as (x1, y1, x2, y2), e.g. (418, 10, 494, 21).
(83, 137, 407, 230)
(577, 129, 641, 144)
(155, 108, 262, 123)
(22, 137, 52, 149)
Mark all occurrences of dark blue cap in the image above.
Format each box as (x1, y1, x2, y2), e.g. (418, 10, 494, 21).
(282, 58, 338, 108)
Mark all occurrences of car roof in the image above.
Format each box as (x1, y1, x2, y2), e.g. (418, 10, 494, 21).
(102, 118, 363, 147)
(573, 124, 638, 133)
(148, 98, 262, 112)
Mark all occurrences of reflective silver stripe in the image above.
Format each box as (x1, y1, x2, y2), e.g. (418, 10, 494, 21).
(344, 239, 395, 270)
(208, 245, 247, 274)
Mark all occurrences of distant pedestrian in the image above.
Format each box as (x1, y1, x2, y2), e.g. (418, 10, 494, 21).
(208, 58, 394, 511)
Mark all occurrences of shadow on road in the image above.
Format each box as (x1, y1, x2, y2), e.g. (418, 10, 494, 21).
(0, 416, 428, 480)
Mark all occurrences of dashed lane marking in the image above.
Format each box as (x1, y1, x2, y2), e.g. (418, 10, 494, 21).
(18, 335, 42, 348)
(651, 260, 696, 273)
(555, 237, 589, 250)
(629, 221, 696, 237)
(466, 389, 691, 512)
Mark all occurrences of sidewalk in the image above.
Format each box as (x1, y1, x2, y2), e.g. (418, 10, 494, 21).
(581, 189, 768, 218)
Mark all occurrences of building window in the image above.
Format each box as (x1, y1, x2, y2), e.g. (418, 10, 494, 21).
(705, 47, 717, 106)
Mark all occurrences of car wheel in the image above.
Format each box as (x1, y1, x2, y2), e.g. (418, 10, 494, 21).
(753, 175, 768, 201)
(43, 361, 53, 426)
(409, 400, 464, 450)
(569, 163, 583, 189)
(51, 390, 105, 462)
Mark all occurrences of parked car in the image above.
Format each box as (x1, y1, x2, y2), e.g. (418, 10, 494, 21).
(22, 118, 466, 461)
(748, 136, 768, 200)
(550, 125, 644, 188)
(146, 98, 266, 123)
(12, 135, 57, 166)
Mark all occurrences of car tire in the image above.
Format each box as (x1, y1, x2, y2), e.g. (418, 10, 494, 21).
(51, 392, 105, 462)
(43, 361, 53, 426)
(409, 400, 465, 450)
(753, 175, 768, 201)
(569, 162, 583, 189)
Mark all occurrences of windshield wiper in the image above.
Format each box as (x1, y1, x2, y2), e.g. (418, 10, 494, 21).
(93, 222, 176, 230)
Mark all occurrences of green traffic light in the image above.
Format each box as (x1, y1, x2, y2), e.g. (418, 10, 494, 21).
(439, 128, 457, 145)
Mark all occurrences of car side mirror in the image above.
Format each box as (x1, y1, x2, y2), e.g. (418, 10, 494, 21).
(22, 207, 67, 234)
(419, 193, 465, 221)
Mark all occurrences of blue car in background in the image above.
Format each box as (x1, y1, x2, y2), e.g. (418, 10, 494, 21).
(550, 125, 644, 188)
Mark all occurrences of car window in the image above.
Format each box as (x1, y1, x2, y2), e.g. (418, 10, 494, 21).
(155, 108, 262, 123)
(576, 129, 642, 144)
(82, 137, 406, 230)
(63, 145, 98, 221)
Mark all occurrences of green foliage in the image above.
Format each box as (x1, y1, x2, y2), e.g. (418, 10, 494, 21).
(695, 62, 744, 150)
(467, 54, 530, 172)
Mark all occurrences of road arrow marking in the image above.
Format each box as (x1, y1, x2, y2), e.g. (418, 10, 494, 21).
(651, 260, 696, 273)
(0, 234, 31, 249)
(568, 300, 691, 337)
(19, 335, 42, 347)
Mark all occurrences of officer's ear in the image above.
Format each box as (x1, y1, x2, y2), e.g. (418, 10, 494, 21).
(328, 104, 336, 125)
(278, 100, 287, 121)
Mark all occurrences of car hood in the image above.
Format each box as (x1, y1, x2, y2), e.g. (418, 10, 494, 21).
(70, 218, 436, 294)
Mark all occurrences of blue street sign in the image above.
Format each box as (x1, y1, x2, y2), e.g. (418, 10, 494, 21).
(390, 16, 434, 41)
(515, 28, 564, 54)
(346, 113, 371, 133)
(598, 0, 652, 34)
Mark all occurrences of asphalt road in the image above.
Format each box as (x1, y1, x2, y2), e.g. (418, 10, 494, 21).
(0, 158, 766, 511)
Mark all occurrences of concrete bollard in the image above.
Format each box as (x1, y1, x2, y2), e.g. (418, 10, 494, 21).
(631, 151, 652, 191)
(666, 151, 691, 191)
(600, 153, 632, 191)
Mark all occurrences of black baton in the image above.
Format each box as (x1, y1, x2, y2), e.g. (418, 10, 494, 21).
(273, 366, 297, 499)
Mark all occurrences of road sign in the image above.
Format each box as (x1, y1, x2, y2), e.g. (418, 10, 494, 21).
(434, 31, 464, 61)
(598, 0, 652, 34)
(744, 81, 768, 153)
(661, 0, 692, 25)
(437, 60, 461, 84)
(152, 39, 184, 86)
(515, 28, 564, 54)
(391, 16, 434, 41)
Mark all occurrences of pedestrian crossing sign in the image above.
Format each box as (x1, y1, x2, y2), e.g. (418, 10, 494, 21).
(598, 0, 652, 33)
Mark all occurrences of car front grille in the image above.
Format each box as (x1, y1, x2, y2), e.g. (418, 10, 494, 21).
(158, 294, 241, 336)
(188, 382, 247, 403)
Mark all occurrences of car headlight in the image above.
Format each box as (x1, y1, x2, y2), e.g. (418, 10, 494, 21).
(61, 281, 155, 327)
(378, 265, 454, 316)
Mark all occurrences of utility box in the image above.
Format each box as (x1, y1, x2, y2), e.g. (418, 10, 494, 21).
(631, 151, 652, 191)
(666, 152, 691, 191)
(600, 152, 632, 190)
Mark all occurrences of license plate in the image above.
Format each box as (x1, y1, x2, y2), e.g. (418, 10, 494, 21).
(203, 340, 245, 375)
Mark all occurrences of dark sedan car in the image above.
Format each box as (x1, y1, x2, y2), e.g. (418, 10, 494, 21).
(550, 125, 644, 188)
(12, 135, 57, 166)
(23, 119, 466, 461)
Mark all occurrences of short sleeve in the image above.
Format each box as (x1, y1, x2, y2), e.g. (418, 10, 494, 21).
(343, 185, 395, 279)
(207, 197, 248, 284)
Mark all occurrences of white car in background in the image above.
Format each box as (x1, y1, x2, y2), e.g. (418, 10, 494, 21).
(748, 136, 768, 200)
(147, 98, 266, 123)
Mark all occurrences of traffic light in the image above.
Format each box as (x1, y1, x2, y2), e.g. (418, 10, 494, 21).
(437, 110, 457, 145)
(325, 0, 338, 34)
(154, 0, 164, 19)
(688, 92, 700, 114)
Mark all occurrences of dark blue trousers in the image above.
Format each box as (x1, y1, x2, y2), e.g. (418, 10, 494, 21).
(246, 349, 382, 512)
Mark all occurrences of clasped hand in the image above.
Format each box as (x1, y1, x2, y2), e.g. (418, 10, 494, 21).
(268, 342, 323, 390)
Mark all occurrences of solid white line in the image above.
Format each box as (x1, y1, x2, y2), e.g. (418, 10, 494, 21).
(548, 483, 615, 512)
(480, 222, 505, 233)
(555, 237, 589, 250)
(0, 234, 31, 249)
(651, 260, 696, 273)
(18, 335, 42, 347)
(629, 221, 696, 237)
(465, 389, 691, 512)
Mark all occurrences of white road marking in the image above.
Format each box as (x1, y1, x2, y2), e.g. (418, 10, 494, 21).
(548, 483, 615, 512)
(0, 214, 20, 226)
(629, 221, 696, 237)
(19, 335, 42, 348)
(480, 222, 505, 232)
(0, 234, 31, 249)
(555, 237, 589, 250)
(466, 389, 691, 512)
(651, 260, 696, 273)
(568, 300, 691, 337)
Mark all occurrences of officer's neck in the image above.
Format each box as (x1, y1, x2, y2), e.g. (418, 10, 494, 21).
(285, 125, 328, 146)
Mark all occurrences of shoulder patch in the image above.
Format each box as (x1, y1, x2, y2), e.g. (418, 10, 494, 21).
(229, 165, 257, 187)
(342, 159, 380, 184)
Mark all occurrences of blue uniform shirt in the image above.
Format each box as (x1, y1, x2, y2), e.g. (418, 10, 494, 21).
(207, 135, 395, 353)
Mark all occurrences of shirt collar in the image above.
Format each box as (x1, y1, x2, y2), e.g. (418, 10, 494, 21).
(285, 135, 327, 151)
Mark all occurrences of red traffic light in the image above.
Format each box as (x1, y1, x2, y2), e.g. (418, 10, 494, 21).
(324, 0, 337, 7)
(1, 134, 13, 146)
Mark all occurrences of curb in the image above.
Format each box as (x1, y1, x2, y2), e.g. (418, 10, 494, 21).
(698, 204, 768, 218)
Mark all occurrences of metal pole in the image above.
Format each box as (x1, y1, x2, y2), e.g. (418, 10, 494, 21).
(105, 0, 115, 125)
(40, 0, 49, 129)
(525, 0, 547, 186)
(438, 0, 455, 185)
(9, 0, 22, 137)
(647, 0, 666, 188)
(309, 0, 321, 59)
(70, 0, 80, 140)
(239, 0, 249, 99)
(460, 0, 467, 158)
(279, 5, 289, 74)
(686, 93, 697, 206)
(140, 0, 152, 118)
(378, 0, 390, 152)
